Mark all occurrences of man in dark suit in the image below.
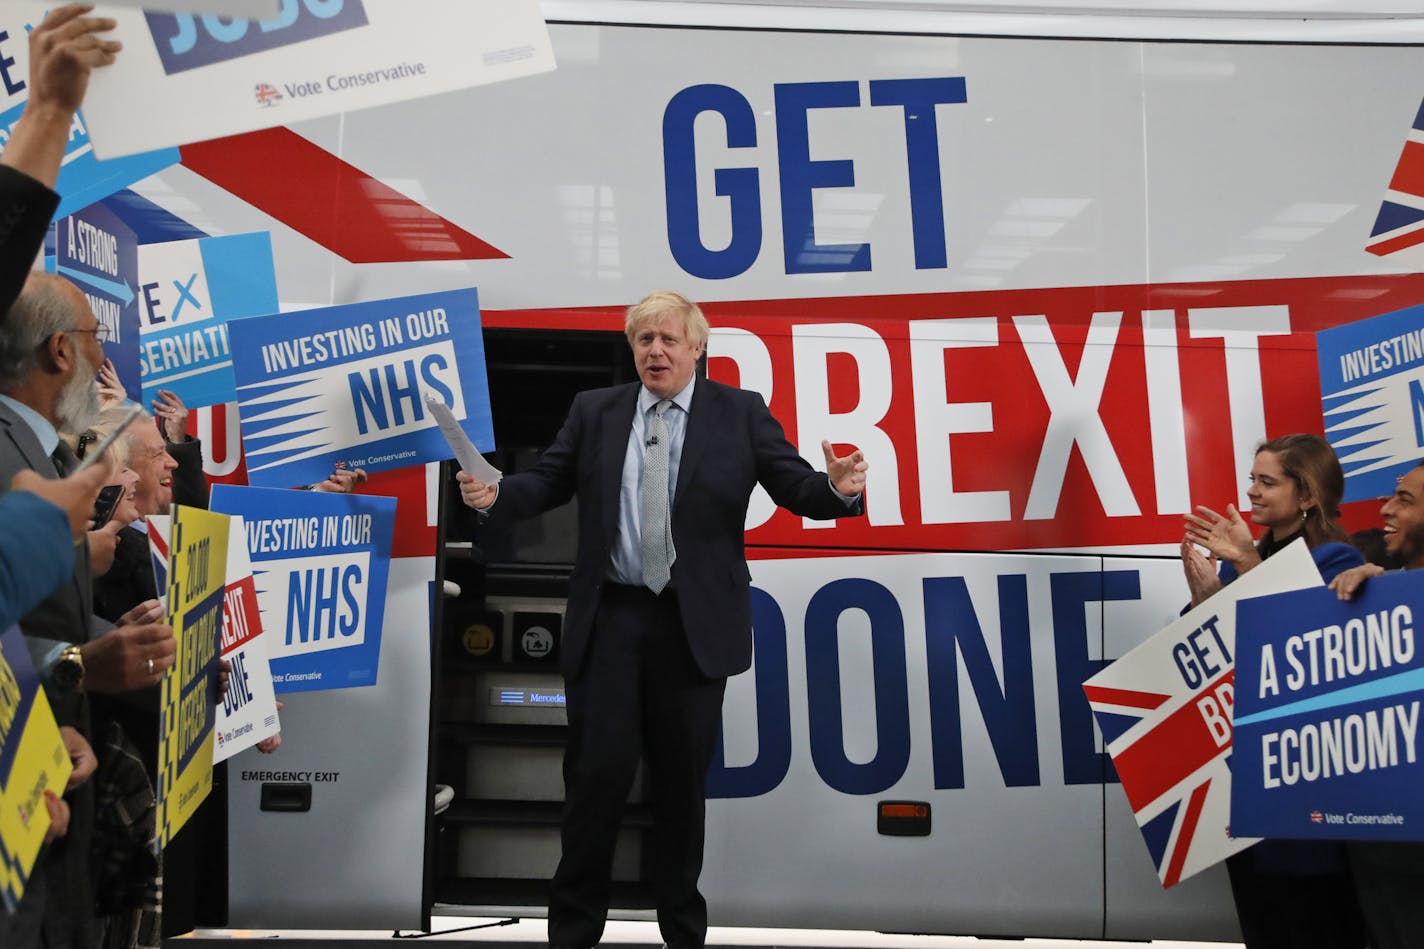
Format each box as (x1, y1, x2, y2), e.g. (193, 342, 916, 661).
(0, 272, 175, 949)
(458, 291, 867, 949)
(1329, 461, 1424, 949)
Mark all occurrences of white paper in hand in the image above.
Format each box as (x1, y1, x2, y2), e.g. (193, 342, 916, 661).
(427, 396, 502, 484)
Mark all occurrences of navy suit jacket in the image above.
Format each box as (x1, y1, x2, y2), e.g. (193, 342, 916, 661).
(0, 165, 59, 318)
(485, 378, 863, 679)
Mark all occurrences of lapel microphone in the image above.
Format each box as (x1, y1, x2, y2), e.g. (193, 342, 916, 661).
(647, 436, 659, 446)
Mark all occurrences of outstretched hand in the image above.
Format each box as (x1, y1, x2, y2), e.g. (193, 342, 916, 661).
(822, 440, 867, 498)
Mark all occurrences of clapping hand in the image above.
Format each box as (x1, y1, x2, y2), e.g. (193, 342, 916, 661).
(1184, 504, 1259, 574)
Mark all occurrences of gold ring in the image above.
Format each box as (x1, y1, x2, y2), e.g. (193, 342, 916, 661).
(147, 657, 155, 675)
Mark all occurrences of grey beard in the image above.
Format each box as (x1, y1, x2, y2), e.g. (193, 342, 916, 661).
(56, 354, 101, 435)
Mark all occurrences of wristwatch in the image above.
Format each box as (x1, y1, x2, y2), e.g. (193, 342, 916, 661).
(52, 644, 85, 691)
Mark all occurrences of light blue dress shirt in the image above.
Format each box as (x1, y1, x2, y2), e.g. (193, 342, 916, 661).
(608, 378, 694, 585)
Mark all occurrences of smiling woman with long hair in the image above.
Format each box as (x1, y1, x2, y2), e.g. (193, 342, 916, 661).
(1181, 433, 1369, 949)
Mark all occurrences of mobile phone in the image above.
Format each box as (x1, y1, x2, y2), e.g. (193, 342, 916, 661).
(72, 406, 143, 474)
(91, 484, 125, 529)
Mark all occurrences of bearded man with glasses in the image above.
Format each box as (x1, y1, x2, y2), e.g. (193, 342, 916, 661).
(0, 273, 175, 948)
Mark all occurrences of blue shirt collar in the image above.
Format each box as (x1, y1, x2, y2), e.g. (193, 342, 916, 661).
(0, 394, 58, 456)
(639, 375, 695, 415)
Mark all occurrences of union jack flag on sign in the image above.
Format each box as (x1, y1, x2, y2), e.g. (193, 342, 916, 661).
(1082, 540, 1324, 887)
(254, 83, 282, 108)
(1368, 98, 1424, 257)
(145, 515, 170, 610)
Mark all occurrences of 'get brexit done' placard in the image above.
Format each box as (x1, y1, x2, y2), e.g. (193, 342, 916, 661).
(1232, 571, 1424, 841)
(1083, 540, 1324, 886)
(226, 288, 492, 489)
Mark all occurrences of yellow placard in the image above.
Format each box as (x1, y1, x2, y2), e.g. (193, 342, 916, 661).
(0, 628, 72, 911)
(157, 505, 229, 849)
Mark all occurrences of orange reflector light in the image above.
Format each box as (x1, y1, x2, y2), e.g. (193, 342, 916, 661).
(877, 800, 931, 836)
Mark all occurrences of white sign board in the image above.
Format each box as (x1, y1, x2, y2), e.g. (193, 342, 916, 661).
(1083, 540, 1323, 886)
(100, 1, 279, 16)
(71, 0, 555, 158)
(214, 515, 281, 761)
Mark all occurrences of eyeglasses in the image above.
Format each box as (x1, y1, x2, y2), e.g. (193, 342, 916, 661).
(65, 325, 112, 343)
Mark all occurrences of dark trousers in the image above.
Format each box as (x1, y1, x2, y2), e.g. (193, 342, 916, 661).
(549, 585, 726, 949)
(1347, 840, 1424, 949)
(1226, 847, 1368, 949)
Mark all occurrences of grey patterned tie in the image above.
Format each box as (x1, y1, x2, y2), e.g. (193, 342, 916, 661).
(640, 400, 675, 593)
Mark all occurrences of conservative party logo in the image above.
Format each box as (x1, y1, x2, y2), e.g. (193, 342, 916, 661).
(255, 83, 283, 107)
(145, 0, 370, 75)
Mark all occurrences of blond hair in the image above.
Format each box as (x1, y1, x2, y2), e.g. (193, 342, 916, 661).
(624, 291, 708, 352)
(65, 404, 139, 472)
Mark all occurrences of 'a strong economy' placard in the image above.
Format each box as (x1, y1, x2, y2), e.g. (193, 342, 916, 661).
(1233, 571, 1424, 840)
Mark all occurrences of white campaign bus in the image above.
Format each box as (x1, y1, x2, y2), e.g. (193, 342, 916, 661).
(128, 1, 1424, 942)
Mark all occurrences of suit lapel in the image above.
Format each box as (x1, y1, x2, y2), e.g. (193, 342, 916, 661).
(674, 379, 714, 510)
(600, 385, 639, 539)
(0, 402, 91, 632)
(0, 402, 56, 476)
